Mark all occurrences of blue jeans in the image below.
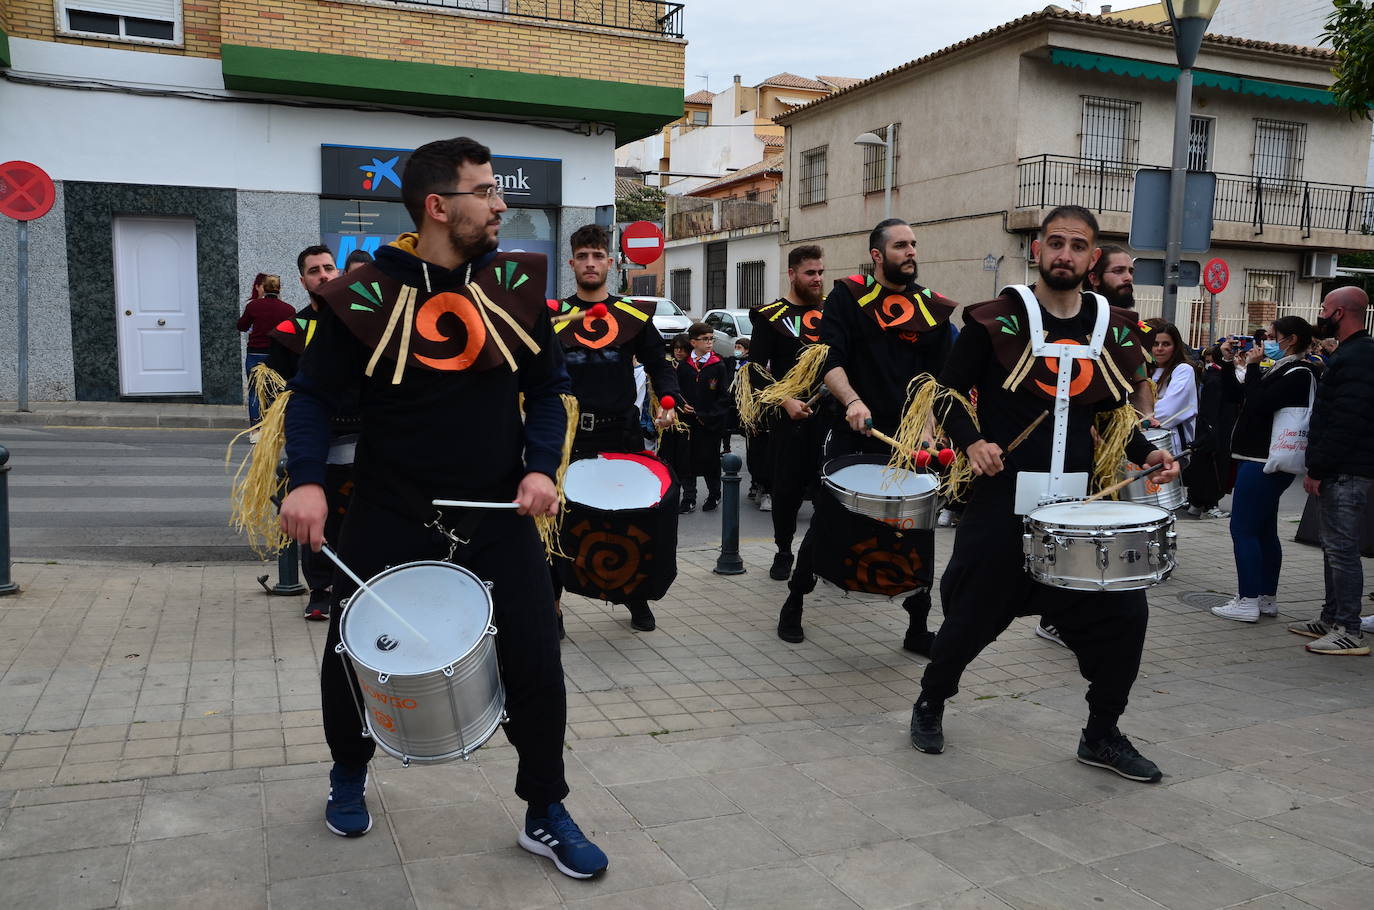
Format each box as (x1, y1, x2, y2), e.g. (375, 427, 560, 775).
(1318, 474, 1372, 632)
(1229, 461, 1294, 598)
(245, 351, 270, 423)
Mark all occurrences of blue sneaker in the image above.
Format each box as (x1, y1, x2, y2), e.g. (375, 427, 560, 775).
(519, 802, 608, 879)
(325, 763, 372, 837)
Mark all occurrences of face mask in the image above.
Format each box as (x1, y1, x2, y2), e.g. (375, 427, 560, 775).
(1264, 340, 1281, 359)
(1314, 313, 1339, 339)
(734, 349, 744, 358)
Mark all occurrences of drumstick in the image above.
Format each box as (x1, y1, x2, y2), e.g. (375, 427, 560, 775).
(804, 388, 827, 409)
(320, 545, 430, 645)
(1082, 446, 1192, 503)
(432, 499, 522, 510)
(550, 303, 608, 326)
(1005, 409, 1049, 454)
(1144, 407, 1192, 429)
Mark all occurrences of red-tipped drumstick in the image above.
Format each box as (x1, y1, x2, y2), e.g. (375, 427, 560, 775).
(659, 396, 675, 411)
(936, 448, 956, 467)
(915, 450, 932, 468)
(550, 302, 609, 325)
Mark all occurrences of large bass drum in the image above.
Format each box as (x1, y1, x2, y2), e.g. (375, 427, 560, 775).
(1023, 500, 1177, 592)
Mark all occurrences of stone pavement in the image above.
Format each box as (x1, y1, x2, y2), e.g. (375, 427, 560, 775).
(1, 511, 1373, 909)
(0, 400, 247, 429)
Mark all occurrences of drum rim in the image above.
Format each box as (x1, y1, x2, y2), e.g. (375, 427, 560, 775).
(339, 560, 494, 677)
(1027, 501, 1172, 528)
(564, 454, 669, 509)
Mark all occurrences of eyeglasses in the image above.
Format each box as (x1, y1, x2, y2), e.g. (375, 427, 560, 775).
(434, 186, 506, 203)
(690, 335, 713, 342)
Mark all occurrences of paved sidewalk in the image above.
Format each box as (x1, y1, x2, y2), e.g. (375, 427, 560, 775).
(0, 400, 247, 429)
(1, 512, 1372, 909)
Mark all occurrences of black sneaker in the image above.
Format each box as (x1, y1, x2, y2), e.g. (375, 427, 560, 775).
(910, 700, 944, 754)
(304, 589, 331, 622)
(903, 629, 936, 657)
(628, 602, 656, 632)
(703, 495, 720, 512)
(325, 762, 372, 837)
(1076, 730, 1162, 782)
(769, 551, 794, 581)
(679, 499, 695, 514)
(777, 594, 804, 643)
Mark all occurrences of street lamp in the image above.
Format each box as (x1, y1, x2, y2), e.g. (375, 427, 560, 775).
(855, 125, 895, 221)
(1161, 0, 1222, 325)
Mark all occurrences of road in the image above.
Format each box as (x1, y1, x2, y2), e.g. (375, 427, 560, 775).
(1, 425, 793, 564)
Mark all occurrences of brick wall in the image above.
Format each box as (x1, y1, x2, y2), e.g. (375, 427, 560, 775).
(4, 0, 222, 58)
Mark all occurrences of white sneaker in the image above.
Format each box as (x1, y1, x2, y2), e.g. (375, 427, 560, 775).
(1034, 623, 1066, 647)
(1211, 597, 1260, 623)
(758, 494, 772, 512)
(937, 509, 955, 528)
(1185, 504, 1202, 517)
(1201, 506, 1229, 519)
(1361, 615, 1374, 633)
(1257, 595, 1278, 617)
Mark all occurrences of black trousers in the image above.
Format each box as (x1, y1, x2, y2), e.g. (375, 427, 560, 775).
(683, 418, 722, 503)
(786, 423, 933, 629)
(300, 462, 354, 592)
(322, 494, 569, 808)
(919, 476, 1147, 723)
(769, 413, 826, 554)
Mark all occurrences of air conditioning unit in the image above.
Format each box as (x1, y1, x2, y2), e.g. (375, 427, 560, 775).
(1302, 252, 1338, 279)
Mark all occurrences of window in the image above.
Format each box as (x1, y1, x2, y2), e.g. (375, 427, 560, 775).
(1242, 269, 1296, 325)
(799, 146, 828, 206)
(1188, 116, 1213, 172)
(690, 110, 709, 127)
(737, 261, 766, 309)
(1253, 119, 1307, 182)
(859, 262, 875, 279)
(1080, 96, 1140, 166)
(862, 124, 900, 195)
(58, 0, 180, 43)
(670, 269, 692, 312)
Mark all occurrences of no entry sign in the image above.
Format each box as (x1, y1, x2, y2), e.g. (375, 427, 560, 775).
(620, 221, 665, 266)
(1203, 258, 1230, 295)
(0, 161, 55, 221)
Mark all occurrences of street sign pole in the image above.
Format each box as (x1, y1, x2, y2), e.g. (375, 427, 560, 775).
(16, 220, 29, 412)
(1163, 67, 1194, 326)
(1, 161, 57, 412)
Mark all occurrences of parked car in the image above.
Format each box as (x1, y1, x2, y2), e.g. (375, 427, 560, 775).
(632, 296, 692, 340)
(704, 309, 753, 345)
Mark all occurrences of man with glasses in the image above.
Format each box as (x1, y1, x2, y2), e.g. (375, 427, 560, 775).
(278, 137, 608, 879)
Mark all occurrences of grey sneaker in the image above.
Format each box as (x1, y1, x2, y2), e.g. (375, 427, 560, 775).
(1288, 617, 1332, 639)
(1362, 615, 1374, 633)
(1034, 623, 1066, 647)
(1257, 594, 1278, 617)
(1305, 628, 1371, 656)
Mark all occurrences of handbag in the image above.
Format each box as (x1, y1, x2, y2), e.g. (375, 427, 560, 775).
(1263, 367, 1316, 475)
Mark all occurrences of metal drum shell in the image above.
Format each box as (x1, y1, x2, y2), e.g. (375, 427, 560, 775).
(1119, 428, 1186, 511)
(1022, 502, 1177, 592)
(820, 454, 941, 528)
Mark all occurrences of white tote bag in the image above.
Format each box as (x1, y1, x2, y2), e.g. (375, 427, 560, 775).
(1264, 368, 1316, 475)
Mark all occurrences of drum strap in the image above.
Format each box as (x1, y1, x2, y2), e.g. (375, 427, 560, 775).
(426, 509, 487, 560)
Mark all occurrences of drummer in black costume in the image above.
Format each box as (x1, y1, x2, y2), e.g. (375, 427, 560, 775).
(550, 223, 679, 633)
(748, 245, 827, 582)
(279, 137, 608, 879)
(777, 219, 954, 652)
(907, 206, 1178, 782)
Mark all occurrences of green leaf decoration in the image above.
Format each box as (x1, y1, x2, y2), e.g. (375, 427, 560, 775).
(349, 281, 381, 309)
(513, 274, 529, 289)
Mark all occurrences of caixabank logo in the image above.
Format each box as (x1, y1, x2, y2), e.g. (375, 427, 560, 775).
(321, 144, 562, 207)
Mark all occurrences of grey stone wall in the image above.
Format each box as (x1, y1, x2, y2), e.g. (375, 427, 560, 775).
(0, 182, 76, 401)
(235, 190, 322, 323)
(556, 206, 596, 299)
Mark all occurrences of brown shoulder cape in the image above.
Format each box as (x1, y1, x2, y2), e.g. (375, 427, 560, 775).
(316, 253, 548, 381)
(267, 312, 315, 355)
(752, 298, 823, 345)
(552, 296, 655, 351)
(964, 291, 1148, 406)
(836, 274, 957, 339)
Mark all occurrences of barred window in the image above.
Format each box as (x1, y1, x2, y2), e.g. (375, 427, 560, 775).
(862, 124, 900, 195)
(799, 146, 828, 206)
(736, 261, 766, 309)
(1242, 269, 1296, 326)
(858, 262, 875, 279)
(670, 269, 691, 312)
(1188, 116, 1213, 172)
(1080, 96, 1140, 166)
(1253, 119, 1307, 182)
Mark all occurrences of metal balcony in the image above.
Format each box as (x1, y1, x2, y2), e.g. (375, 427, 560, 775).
(1016, 154, 1374, 237)
(368, 0, 685, 37)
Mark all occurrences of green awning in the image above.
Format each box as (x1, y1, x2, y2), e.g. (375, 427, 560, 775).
(1049, 47, 1336, 107)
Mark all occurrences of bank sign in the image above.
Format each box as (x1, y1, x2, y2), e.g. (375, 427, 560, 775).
(321, 144, 562, 207)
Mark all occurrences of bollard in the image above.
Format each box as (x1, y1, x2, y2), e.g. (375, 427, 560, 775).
(257, 457, 307, 595)
(713, 452, 746, 575)
(0, 445, 19, 595)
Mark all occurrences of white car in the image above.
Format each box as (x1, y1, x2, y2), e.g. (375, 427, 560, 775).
(631, 296, 692, 341)
(703, 309, 753, 345)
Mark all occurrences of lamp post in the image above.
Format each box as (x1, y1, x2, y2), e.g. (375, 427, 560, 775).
(1162, 0, 1222, 325)
(855, 125, 895, 221)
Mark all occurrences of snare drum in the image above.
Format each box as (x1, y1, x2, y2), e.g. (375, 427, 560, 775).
(1023, 500, 1177, 591)
(335, 561, 505, 765)
(821, 454, 940, 530)
(558, 452, 679, 602)
(1119, 428, 1185, 511)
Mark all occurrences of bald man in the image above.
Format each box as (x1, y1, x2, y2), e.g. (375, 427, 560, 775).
(1293, 286, 1374, 656)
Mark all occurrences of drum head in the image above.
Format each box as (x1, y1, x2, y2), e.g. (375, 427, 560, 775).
(565, 453, 670, 510)
(824, 457, 937, 498)
(340, 561, 493, 676)
(1030, 500, 1170, 527)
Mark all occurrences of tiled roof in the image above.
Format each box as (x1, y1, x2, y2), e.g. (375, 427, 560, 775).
(684, 90, 715, 104)
(817, 75, 864, 89)
(777, 7, 1335, 121)
(758, 72, 832, 91)
(687, 154, 785, 196)
(616, 175, 657, 198)
(762, 135, 786, 149)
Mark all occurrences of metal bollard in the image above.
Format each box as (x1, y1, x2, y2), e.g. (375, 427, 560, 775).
(713, 452, 746, 575)
(257, 457, 308, 595)
(0, 445, 19, 596)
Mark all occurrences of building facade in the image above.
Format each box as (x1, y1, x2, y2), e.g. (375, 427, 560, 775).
(0, 0, 685, 402)
(777, 9, 1374, 343)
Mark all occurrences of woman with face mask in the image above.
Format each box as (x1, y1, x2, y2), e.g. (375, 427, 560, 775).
(1211, 316, 1317, 623)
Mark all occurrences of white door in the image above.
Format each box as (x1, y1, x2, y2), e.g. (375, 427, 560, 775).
(114, 217, 202, 395)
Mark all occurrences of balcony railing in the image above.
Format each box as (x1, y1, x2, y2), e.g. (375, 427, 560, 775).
(370, 0, 685, 37)
(1017, 154, 1374, 237)
(667, 191, 779, 240)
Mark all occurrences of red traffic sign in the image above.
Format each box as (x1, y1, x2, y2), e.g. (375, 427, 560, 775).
(0, 161, 55, 222)
(1203, 257, 1230, 295)
(620, 221, 665, 266)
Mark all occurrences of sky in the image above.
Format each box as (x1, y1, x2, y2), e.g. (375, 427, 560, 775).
(679, 0, 1126, 92)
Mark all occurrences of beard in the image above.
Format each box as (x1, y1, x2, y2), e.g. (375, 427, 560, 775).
(1041, 263, 1088, 291)
(576, 273, 606, 292)
(449, 217, 500, 262)
(1101, 285, 1135, 308)
(792, 280, 823, 306)
(881, 257, 917, 287)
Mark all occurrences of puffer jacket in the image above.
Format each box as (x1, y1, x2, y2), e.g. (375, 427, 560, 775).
(1307, 330, 1374, 479)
